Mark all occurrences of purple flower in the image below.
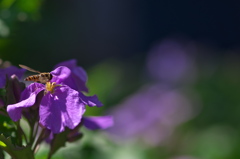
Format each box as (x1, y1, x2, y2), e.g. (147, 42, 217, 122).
(0, 66, 25, 88)
(147, 40, 196, 83)
(7, 66, 102, 133)
(54, 59, 88, 92)
(108, 84, 195, 146)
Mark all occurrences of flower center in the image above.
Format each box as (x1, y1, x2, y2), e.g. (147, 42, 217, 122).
(45, 82, 61, 94)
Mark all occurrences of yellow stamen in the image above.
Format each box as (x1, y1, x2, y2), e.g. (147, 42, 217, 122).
(45, 82, 61, 95)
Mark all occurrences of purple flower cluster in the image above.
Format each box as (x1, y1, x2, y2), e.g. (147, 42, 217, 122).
(147, 39, 196, 83)
(108, 84, 194, 145)
(6, 60, 113, 134)
(107, 40, 198, 146)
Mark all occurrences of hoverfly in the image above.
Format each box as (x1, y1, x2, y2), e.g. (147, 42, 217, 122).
(19, 64, 53, 84)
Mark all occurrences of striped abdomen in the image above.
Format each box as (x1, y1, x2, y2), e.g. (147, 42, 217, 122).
(24, 75, 40, 82)
(25, 73, 52, 83)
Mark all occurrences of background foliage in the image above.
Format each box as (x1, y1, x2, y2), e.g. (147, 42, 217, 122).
(1, 1, 240, 159)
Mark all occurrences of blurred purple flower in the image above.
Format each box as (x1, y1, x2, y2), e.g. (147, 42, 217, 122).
(0, 66, 25, 88)
(54, 59, 88, 92)
(7, 66, 102, 134)
(83, 116, 114, 130)
(108, 84, 195, 146)
(147, 40, 196, 83)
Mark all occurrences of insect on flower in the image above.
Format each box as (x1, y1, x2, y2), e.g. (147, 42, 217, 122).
(19, 64, 52, 84)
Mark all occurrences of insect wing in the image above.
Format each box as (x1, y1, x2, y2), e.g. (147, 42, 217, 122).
(19, 64, 41, 73)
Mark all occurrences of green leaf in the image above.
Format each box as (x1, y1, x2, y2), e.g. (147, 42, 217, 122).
(48, 131, 69, 158)
(0, 0, 15, 9)
(0, 134, 34, 159)
(48, 127, 83, 159)
(0, 148, 5, 159)
(0, 88, 6, 97)
(0, 114, 16, 138)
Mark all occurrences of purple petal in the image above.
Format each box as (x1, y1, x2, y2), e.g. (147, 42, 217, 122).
(71, 67, 88, 92)
(79, 93, 103, 107)
(39, 86, 86, 134)
(72, 66, 87, 84)
(0, 66, 25, 88)
(7, 83, 44, 121)
(20, 83, 45, 100)
(50, 66, 71, 84)
(83, 116, 114, 130)
(54, 59, 88, 83)
(5, 66, 26, 79)
(54, 59, 88, 92)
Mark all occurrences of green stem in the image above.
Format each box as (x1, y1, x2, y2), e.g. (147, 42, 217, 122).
(19, 124, 28, 144)
(47, 151, 53, 159)
(16, 121, 29, 145)
(29, 122, 35, 145)
(33, 123, 39, 141)
(32, 128, 46, 154)
(29, 122, 38, 146)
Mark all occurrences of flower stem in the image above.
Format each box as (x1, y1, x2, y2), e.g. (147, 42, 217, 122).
(29, 120, 39, 147)
(16, 121, 28, 144)
(32, 128, 46, 154)
(33, 123, 39, 140)
(29, 122, 35, 145)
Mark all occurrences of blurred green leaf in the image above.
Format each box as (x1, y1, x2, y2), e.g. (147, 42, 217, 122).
(16, 0, 42, 20)
(0, 88, 6, 96)
(87, 61, 123, 100)
(0, 0, 15, 9)
(86, 61, 124, 115)
(0, 134, 34, 159)
(0, 148, 4, 159)
(181, 126, 236, 159)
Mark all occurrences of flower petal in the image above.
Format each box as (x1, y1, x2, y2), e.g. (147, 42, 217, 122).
(39, 86, 86, 133)
(54, 59, 88, 92)
(79, 93, 103, 107)
(7, 83, 44, 121)
(54, 59, 88, 83)
(54, 59, 77, 70)
(71, 67, 88, 92)
(50, 66, 71, 84)
(83, 116, 114, 130)
(0, 66, 25, 88)
(5, 66, 26, 80)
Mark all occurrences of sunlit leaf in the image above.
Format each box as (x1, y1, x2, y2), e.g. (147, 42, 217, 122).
(0, 134, 34, 159)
